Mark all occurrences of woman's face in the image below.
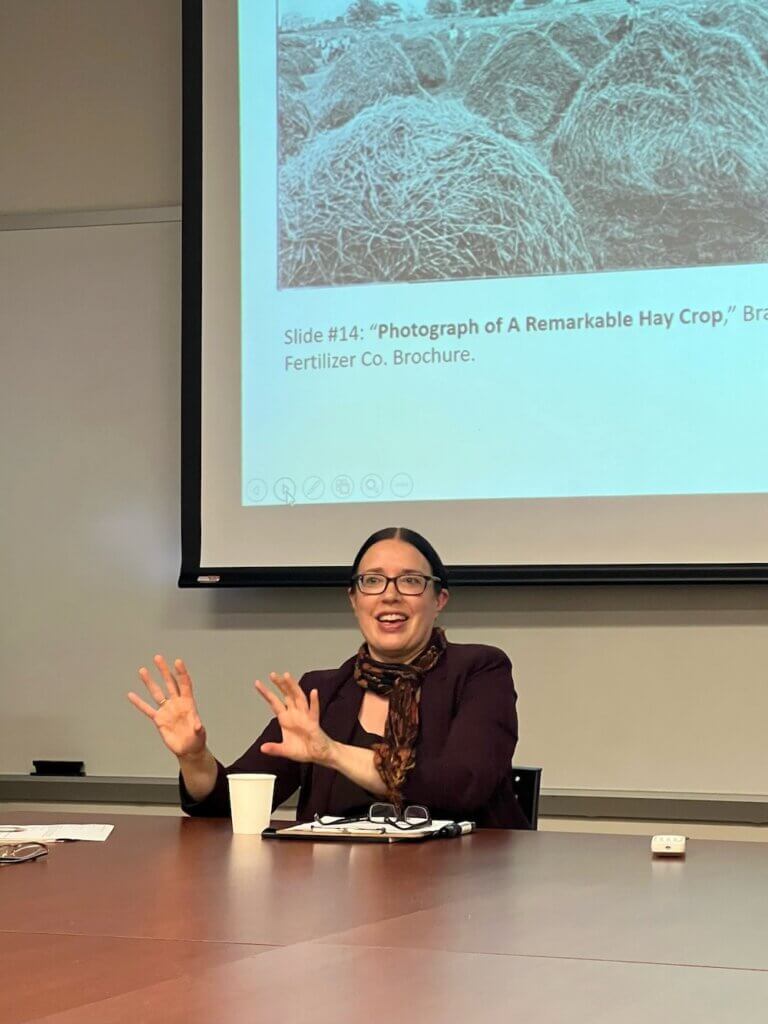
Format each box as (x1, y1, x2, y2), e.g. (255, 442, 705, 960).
(349, 538, 449, 663)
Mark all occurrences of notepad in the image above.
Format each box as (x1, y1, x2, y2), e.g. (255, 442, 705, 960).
(0, 824, 114, 843)
(264, 819, 474, 843)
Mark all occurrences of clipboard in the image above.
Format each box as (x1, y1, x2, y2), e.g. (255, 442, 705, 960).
(262, 820, 475, 843)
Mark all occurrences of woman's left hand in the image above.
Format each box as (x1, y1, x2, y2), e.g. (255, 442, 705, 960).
(255, 673, 335, 765)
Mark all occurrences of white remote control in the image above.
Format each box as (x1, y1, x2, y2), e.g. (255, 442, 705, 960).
(651, 834, 686, 856)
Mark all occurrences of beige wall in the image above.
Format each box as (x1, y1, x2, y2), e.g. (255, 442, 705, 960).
(0, 0, 180, 213)
(2, 1, 768, 798)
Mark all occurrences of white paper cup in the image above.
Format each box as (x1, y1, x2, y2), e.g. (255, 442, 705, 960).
(227, 773, 276, 835)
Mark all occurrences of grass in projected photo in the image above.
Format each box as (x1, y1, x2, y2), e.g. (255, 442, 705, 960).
(276, 0, 768, 288)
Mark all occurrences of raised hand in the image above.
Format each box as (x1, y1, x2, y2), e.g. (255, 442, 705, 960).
(128, 656, 207, 759)
(255, 672, 333, 765)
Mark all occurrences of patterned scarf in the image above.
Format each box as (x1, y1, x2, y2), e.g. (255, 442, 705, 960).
(353, 626, 447, 808)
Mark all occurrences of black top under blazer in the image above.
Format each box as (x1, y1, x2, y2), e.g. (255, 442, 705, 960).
(181, 641, 529, 829)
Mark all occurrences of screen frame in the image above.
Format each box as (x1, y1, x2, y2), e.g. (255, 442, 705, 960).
(179, 0, 768, 589)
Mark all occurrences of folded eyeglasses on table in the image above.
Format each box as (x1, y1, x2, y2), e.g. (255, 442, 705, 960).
(313, 802, 432, 832)
(0, 843, 49, 864)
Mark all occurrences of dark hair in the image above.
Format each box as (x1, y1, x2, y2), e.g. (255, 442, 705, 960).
(350, 527, 448, 592)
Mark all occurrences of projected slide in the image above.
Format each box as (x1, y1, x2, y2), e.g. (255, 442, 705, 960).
(239, 0, 768, 509)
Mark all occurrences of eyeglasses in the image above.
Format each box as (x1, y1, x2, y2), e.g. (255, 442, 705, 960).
(370, 803, 431, 829)
(314, 803, 431, 831)
(0, 843, 48, 865)
(352, 573, 440, 596)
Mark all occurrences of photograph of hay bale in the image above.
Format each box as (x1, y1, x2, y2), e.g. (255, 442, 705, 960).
(275, 0, 768, 288)
(280, 95, 593, 286)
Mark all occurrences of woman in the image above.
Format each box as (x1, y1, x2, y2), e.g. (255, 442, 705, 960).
(128, 527, 528, 828)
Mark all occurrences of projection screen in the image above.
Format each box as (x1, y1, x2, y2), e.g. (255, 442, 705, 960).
(180, 0, 768, 586)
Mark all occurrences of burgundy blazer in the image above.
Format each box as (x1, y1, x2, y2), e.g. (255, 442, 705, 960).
(181, 641, 529, 829)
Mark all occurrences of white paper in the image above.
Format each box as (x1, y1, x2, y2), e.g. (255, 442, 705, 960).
(0, 824, 114, 843)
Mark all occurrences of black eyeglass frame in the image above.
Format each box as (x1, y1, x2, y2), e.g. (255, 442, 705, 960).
(351, 573, 442, 595)
(313, 803, 432, 831)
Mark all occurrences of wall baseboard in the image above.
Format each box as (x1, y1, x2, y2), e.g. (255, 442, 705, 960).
(0, 206, 181, 232)
(2, 775, 768, 825)
(0, 775, 179, 805)
(543, 789, 768, 825)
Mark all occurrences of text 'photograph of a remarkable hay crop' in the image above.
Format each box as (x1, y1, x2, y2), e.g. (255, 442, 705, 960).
(276, 0, 768, 289)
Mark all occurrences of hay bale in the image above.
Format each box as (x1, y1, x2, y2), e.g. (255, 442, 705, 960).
(577, 6, 634, 40)
(435, 25, 467, 59)
(279, 96, 593, 288)
(435, 28, 457, 56)
(401, 35, 450, 89)
(464, 29, 583, 141)
(282, 73, 307, 92)
(551, 10, 768, 269)
(693, 0, 768, 62)
(450, 30, 500, 93)
(315, 35, 422, 131)
(278, 81, 312, 162)
(281, 35, 322, 61)
(278, 52, 310, 93)
(543, 11, 612, 72)
(279, 46, 317, 76)
(279, 35, 311, 50)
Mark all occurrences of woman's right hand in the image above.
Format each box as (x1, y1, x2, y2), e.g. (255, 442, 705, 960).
(127, 656, 207, 760)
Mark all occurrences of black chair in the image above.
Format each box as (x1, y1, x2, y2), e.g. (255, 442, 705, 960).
(511, 765, 542, 830)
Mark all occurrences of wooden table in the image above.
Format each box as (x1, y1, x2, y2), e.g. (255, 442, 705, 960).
(3, 813, 768, 1023)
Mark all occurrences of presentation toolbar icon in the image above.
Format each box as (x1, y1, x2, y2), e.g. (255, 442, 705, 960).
(332, 474, 354, 499)
(360, 474, 384, 498)
(302, 475, 325, 500)
(390, 473, 414, 498)
(274, 477, 296, 505)
(246, 478, 267, 503)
